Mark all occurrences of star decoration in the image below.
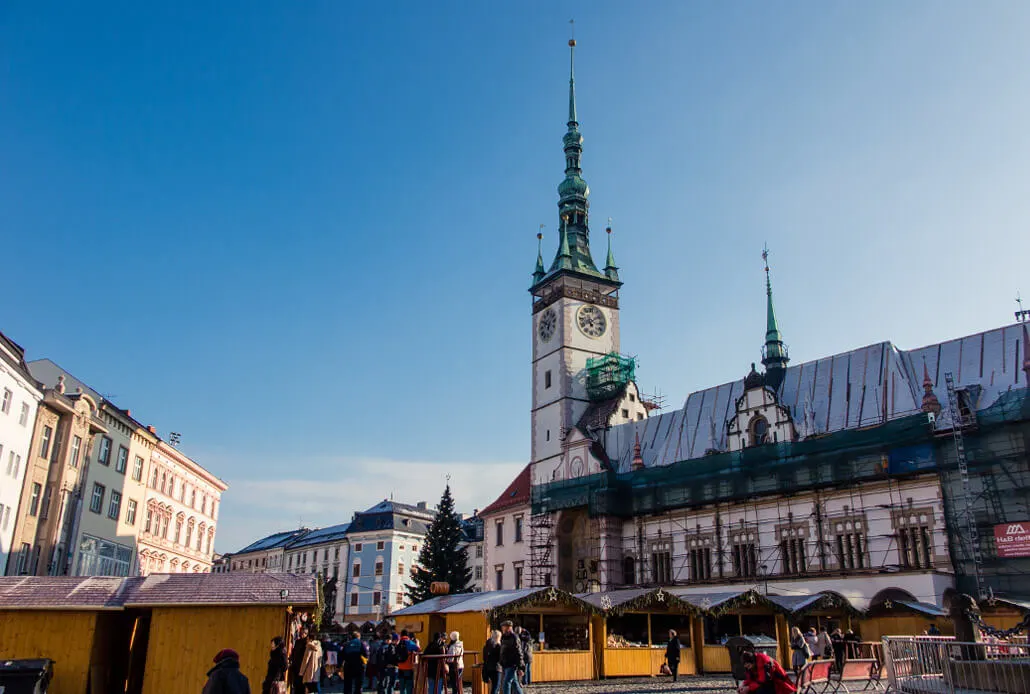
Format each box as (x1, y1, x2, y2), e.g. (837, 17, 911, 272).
(746, 593, 757, 604)
(600, 595, 613, 611)
(546, 587, 559, 602)
(655, 588, 666, 603)
(884, 600, 893, 609)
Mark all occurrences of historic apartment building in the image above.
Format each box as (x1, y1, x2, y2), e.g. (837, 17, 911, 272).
(460, 512, 485, 592)
(0, 332, 43, 575)
(479, 465, 530, 592)
(513, 39, 1030, 610)
(230, 528, 310, 574)
(137, 439, 226, 574)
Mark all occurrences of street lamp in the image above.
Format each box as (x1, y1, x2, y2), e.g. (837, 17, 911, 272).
(759, 564, 769, 595)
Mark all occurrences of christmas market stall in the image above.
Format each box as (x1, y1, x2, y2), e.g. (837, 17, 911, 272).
(393, 587, 602, 682)
(577, 587, 699, 678)
(670, 588, 789, 673)
(767, 591, 863, 642)
(0, 573, 318, 694)
(861, 590, 953, 643)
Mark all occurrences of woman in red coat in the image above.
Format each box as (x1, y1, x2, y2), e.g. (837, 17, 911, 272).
(738, 650, 796, 694)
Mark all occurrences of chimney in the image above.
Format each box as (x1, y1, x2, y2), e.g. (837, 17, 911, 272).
(417, 501, 427, 510)
(126, 409, 131, 417)
(147, 425, 157, 434)
(631, 431, 644, 471)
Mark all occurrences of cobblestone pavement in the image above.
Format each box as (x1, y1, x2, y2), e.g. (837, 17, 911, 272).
(323, 677, 735, 694)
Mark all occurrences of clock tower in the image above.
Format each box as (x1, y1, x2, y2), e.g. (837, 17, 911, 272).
(529, 38, 622, 486)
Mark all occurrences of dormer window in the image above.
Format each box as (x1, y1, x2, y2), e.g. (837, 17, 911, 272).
(749, 416, 770, 447)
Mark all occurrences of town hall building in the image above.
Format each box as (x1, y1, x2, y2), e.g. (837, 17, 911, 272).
(519, 38, 1030, 613)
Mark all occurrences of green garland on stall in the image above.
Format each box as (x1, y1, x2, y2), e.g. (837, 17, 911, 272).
(489, 587, 602, 621)
(607, 588, 699, 617)
(703, 589, 790, 617)
(793, 592, 864, 618)
(312, 576, 325, 632)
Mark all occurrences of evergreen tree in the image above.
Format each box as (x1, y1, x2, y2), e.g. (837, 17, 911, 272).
(406, 484, 473, 604)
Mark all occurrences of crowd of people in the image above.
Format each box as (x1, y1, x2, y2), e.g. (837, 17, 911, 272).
(480, 621, 536, 694)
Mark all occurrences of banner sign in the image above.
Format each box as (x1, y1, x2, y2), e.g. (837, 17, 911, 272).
(994, 522, 1030, 558)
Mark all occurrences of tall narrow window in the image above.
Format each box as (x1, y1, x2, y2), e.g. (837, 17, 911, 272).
(1, 389, 11, 413)
(514, 516, 524, 543)
(97, 437, 112, 466)
(651, 551, 672, 584)
(108, 491, 122, 520)
(40, 426, 53, 459)
(545, 371, 552, 389)
(89, 483, 105, 514)
(70, 436, 82, 468)
(29, 483, 42, 516)
(623, 556, 636, 585)
(514, 565, 524, 589)
(115, 446, 128, 474)
(126, 499, 138, 525)
(496, 521, 504, 546)
(132, 456, 144, 481)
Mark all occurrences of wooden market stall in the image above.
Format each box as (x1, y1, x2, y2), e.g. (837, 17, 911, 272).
(392, 587, 602, 682)
(861, 595, 953, 642)
(977, 597, 1029, 635)
(0, 573, 318, 694)
(577, 587, 699, 678)
(670, 588, 789, 673)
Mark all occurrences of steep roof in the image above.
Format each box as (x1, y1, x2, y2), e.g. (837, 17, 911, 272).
(286, 523, 351, 550)
(0, 331, 41, 391)
(602, 323, 1028, 473)
(359, 499, 434, 519)
(0, 576, 128, 610)
(479, 465, 531, 517)
(236, 528, 310, 554)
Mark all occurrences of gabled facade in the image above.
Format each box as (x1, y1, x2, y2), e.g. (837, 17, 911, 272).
(344, 499, 433, 621)
(479, 465, 530, 592)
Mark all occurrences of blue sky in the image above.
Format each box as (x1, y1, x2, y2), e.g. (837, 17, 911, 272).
(3, 3, 1029, 552)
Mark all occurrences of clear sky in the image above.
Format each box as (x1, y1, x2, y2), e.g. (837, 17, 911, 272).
(3, 2, 1029, 553)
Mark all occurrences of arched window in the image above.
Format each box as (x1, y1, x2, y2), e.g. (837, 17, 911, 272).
(623, 556, 636, 586)
(749, 416, 770, 447)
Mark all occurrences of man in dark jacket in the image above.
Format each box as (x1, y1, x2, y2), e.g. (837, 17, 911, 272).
(203, 649, 251, 694)
(498, 621, 524, 694)
(342, 629, 370, 694)
(289, 628, 309, 694)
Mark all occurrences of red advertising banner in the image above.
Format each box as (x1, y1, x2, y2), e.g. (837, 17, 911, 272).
(994, 522, 1030, 558)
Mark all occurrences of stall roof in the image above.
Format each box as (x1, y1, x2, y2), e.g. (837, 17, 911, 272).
(576, 587, 698, 614)
(666, 588, 791, 614)
(392, 593, 480, 616)
(894, 600, 948, 618)
(986, 597, 1030, 614)
(766, 591, 862, 616)
(121, 573, 318, 607)
(0, 574, 318, 610)
(0, 576, 128, 611)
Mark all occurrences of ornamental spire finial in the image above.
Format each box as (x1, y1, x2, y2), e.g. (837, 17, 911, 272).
(761, 244, 789, 390)
(604, 218, 620, 281)
(568, 20, 577, 125)
(533, 226, 546, 283)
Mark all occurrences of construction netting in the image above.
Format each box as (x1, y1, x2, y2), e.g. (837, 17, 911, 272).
(586, 352, 636, 401)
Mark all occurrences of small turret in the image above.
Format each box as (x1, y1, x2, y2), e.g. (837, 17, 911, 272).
(533, 231, 546, 284)
(604, 221, 619, 282)
(760, 247, 789, 391)
(920, 359, 942, 417)
(631, 431, 644, 470)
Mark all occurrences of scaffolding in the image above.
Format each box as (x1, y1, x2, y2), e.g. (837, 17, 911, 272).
(528, 512, 555, 588)
(528, 389, 1030, 597)
(585, 352, 636, 401)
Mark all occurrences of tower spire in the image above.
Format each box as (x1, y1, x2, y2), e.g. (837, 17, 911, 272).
(533, 227, 546, 283)
(604, 218, 619, 281)
(760, 245, 789, 390)
(568, 22, 577, 126)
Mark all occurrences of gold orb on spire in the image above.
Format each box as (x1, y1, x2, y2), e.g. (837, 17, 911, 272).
(569, 39, 576, 47)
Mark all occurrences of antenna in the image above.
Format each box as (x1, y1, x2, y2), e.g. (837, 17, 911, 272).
(569, 18, 575, 41)
(169, 432, 181, 447)
(1016, 292, 1030, 323)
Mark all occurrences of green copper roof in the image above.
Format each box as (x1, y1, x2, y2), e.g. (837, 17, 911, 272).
(604, 225, 619, 282)
(533, 232, 546, 283)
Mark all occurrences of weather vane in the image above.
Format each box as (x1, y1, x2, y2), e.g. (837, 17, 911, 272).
(569, 18, 575, 41)
(1017, 292, 1030, 323)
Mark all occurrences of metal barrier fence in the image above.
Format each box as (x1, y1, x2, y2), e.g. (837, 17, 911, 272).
(883, 636, 1030, 694)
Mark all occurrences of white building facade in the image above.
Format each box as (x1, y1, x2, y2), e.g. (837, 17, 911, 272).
(0, 333, 43, 574)
(479, 466, 530, 592)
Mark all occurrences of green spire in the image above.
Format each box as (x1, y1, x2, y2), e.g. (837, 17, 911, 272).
(557, 215, 573, 269)
(604, 220, 619, 281)
(760, 245, 789, 390)
(533, 230, 546, 283)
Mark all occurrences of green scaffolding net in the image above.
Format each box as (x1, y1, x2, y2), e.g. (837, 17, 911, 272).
(586, 352, 636, 401)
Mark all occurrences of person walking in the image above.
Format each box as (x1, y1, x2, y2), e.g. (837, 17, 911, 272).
(815, 627, 831, 660)
(396, 630, 421, 694)
(804, 628, 819, 660)
(517, 627, 533, 686)
(498, 621, 524, 694)
(423, 632, 448, 694)
(664, 630, 682, 682)
(378, 633, 400, 694)
(482, 630, 502, 694)
(843, 629, 861, 660)
(342, 630, 370, 694)
(830, 629, 846, 672)
(737, 650, 796, 694)
(203, 649, 251, 694)
(289, 628, 309, 694)
(366, 634, 384, 692)
(261, 637, 288, 694)
(300, 632, 324, 694)
(447, 631, 465, 694)
(789, 626, 810, 676)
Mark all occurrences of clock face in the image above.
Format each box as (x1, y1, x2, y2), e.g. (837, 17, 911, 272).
(538, 308, 557, 343)
(576, 304, 607, 338)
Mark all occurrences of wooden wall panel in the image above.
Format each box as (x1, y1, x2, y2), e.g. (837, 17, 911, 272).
(860, 615, 953, 643)
(142, 606, 286, 694)
(0, 610, 98, 694)
(533, 651, 592, 681)
(446, 612, 489, 675)
(702, 644, 732, 673)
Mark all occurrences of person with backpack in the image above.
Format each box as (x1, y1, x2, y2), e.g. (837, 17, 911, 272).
(342, 630, 369, 694)
(378, 633, 400, 694)
(517, 627, 533, 686)
(396, 630, 421, 694)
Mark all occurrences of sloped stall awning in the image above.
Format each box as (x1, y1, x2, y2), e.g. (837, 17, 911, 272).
(667, 588, 861, 616)
(576, 587, 700, 615)
(394, 587, 600, 619)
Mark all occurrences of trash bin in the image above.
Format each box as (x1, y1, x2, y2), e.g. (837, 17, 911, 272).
(0, 659, 54, 694)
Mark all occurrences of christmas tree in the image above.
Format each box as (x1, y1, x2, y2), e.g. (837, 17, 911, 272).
(406, 484, 473, 604)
